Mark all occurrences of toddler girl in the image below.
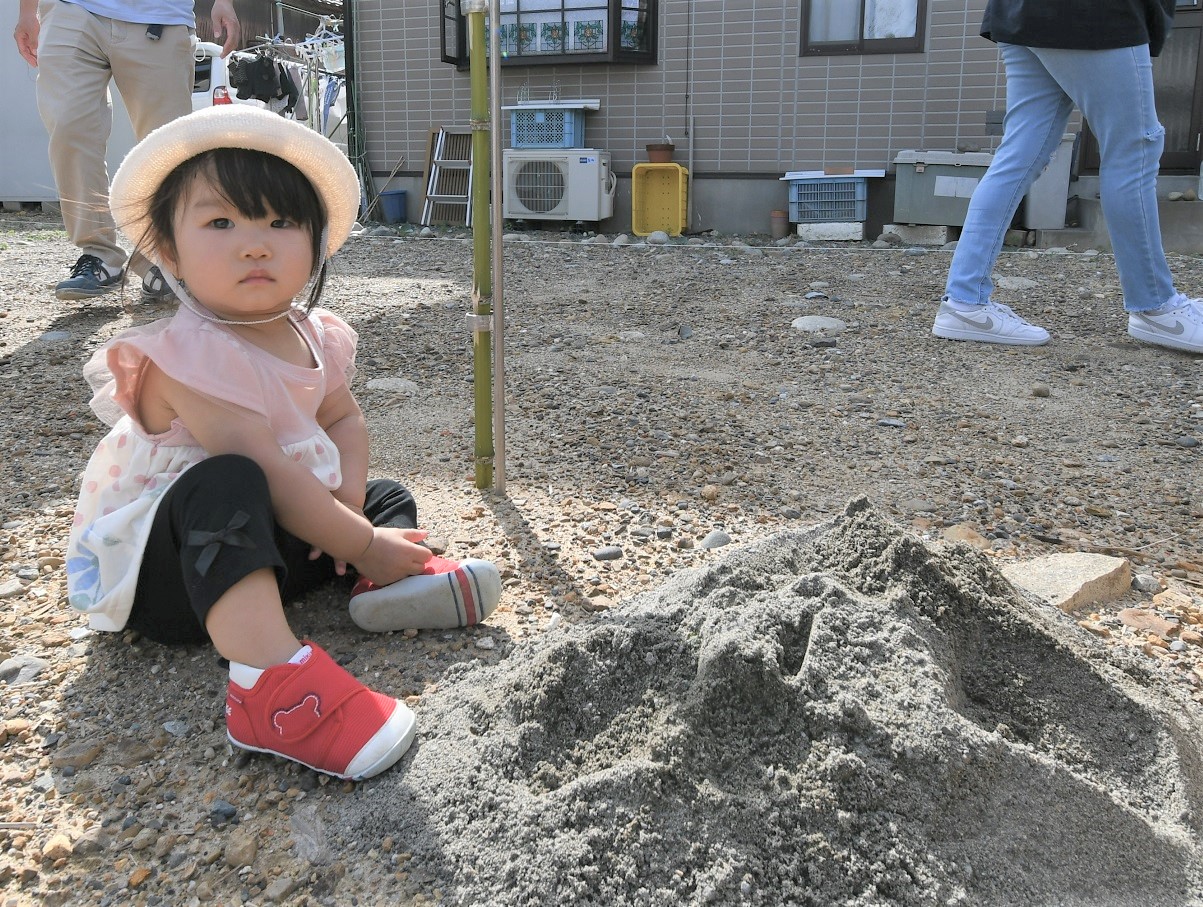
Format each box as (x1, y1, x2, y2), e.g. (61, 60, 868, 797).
(65, 106, 502, 780)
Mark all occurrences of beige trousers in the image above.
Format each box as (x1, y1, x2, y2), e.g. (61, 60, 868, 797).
(35, 0, 194, 277)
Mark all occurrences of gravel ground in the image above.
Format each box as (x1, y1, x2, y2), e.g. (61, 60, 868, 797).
(2, 209, 1203, 906)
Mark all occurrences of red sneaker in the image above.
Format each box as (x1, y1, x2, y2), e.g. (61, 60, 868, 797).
(225, 641, 415, 780)
(349, 556, 502, 632)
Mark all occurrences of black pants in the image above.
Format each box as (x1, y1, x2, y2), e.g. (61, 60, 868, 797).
(126, 454, 418, 645)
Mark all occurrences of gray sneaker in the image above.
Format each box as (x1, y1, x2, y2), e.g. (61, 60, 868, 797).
(932, 298, 1050, 346)
(55, 254, 123, 300)
(1127, 297, 1203, 353)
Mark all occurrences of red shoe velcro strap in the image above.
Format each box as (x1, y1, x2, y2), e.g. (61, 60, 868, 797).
(260, 643, 369, 745)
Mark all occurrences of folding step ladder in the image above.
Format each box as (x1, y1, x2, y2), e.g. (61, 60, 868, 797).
(421, 127, 473, 226)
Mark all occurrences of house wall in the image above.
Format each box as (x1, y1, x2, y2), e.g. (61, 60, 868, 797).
(353, 0, 1017, 234)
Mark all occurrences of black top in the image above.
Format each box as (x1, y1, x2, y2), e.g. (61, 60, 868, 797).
(981, 0, 1176, 57)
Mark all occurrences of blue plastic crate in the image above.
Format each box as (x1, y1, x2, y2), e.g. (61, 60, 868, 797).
(510, 108, 586, 148)
(788, 177, 868, 223)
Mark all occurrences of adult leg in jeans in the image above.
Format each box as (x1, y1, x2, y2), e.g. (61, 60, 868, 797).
(945, 43, 1074, 307)
(1032, 44, 1176, 313)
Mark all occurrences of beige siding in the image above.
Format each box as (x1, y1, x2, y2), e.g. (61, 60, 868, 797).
(354, 0, 1017, 228)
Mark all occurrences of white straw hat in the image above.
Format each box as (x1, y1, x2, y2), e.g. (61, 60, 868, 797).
(109, 105, 360, 260)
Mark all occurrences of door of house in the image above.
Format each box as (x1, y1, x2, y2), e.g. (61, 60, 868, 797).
(1081, 6, 1203, 174)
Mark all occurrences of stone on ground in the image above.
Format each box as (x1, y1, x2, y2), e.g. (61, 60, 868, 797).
(1001, 552, 1132, 613)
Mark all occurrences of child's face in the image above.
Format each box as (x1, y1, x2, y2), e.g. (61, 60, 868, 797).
(160, 177, 315, 320)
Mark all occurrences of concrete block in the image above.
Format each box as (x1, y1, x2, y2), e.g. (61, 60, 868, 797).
(796, 222, 864, 241)
(882, 223, 954, 245)
(1000, 552, 1131, 613)
(1041, 184, 1203, 255)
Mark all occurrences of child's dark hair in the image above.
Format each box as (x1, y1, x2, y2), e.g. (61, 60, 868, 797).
(142, 148, 328, 311)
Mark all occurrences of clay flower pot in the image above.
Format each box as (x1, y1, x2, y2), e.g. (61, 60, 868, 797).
(646, 143, 675, 163)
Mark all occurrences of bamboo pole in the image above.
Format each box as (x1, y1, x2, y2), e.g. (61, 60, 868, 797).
(464, 0, 493, 489)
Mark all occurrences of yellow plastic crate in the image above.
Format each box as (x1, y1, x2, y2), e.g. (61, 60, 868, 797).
(632, 163, 688, 236)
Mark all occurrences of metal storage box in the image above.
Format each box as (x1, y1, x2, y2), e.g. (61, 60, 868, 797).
(893, 150, 993, 226)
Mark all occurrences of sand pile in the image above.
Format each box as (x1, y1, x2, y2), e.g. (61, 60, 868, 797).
(335, 498, 1202, 906)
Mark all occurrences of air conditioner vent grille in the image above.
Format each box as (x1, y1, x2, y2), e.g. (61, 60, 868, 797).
(513, 161, 567, 213)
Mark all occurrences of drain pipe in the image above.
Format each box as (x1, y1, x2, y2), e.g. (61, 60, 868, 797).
(685, 0, 696, 231)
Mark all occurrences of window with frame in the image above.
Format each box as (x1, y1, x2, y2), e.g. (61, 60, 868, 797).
(801, 0, 926, 56)
(441, 0, 656, 66)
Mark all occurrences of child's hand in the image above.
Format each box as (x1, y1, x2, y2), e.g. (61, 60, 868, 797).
(352, 527, 433, 586)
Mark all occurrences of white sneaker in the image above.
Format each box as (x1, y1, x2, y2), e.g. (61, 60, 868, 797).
(1127, 296, 1203, 353)
(932, 299, 1050, 346)
(349, 556, 502, 632)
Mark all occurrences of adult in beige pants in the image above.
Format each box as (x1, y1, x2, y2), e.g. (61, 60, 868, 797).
(13, 0, 238, 301)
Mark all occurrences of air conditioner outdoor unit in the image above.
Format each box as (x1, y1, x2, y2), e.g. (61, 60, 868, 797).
(502, 149, 615, 221)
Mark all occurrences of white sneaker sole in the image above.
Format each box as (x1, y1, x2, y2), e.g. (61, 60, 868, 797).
(349, 559, 503, 632)
(932, 321, 1050, 346)
(1127, 322, 1203, 354)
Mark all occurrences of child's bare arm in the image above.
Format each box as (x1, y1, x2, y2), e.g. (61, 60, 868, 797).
(316, 382, 369, 512)
(152, 368, 429, 582)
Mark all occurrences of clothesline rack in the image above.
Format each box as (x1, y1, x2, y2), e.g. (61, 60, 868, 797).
(244, 7, 342, 67)
(227, 6, 356, 198)
(272, 2, 341, 41)
(242, 32, 343, 70)
(230, 5, 345, 131)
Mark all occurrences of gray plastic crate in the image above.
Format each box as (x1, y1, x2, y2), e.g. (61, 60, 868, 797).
(787, 177, 868, 223)
(510, 108, 586, 148)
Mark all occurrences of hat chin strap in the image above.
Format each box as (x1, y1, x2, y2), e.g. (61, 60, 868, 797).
(157, 227, 329, 326)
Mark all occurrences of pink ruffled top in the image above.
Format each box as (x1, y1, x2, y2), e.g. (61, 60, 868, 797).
(65, 305, 357, 631)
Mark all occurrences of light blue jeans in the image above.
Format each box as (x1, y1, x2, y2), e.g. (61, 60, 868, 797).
(946, 43, 1176, 313)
